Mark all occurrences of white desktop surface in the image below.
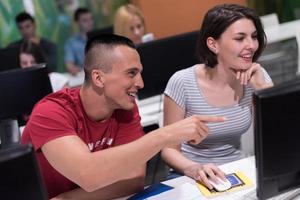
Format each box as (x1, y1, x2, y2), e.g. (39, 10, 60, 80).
(116, 156, 300, 200)
(115, 156, 256, 200)
(63, 71, 85, 88)
(162, 156, 256, 200)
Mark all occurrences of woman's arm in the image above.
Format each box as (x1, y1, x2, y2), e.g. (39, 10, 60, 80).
(161, 95, 225, 188)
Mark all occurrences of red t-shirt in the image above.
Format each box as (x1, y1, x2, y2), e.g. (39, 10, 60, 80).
(21, 87, 144, 198)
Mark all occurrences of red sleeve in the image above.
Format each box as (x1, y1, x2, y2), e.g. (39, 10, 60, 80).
(22, 100, 77, 150)
(113, 103, 144, 146)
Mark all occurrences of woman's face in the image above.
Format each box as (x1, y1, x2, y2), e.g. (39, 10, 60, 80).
(20, 53, 37, 68)
(213, 18, 259, 71)
(127, 15, 145, 44)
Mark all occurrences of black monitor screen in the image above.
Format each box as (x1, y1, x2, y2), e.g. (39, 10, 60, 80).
(87, 26, 114, 40)
(0, 144, 48, 199)
(254, 78, 300, 199)
(0, 64, 52, 122)
(137, 31, 199, 99)
(0, 46, 20, 72)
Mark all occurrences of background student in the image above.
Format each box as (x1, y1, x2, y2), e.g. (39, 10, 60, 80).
(8, 11, 57, 72)
(64, 7, 94, 75)
(114, 4, 154, 45)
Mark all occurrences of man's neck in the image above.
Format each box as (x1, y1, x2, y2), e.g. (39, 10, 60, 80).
(79, 85, 114, 122)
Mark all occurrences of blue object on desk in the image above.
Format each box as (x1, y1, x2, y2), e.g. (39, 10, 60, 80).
(127, 183, 174, 200)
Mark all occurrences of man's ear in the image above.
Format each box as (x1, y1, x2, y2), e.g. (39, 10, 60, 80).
(206, 37, 219, 54)
(91, 69, 105, 87)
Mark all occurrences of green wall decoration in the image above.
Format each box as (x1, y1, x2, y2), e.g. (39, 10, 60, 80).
(248, 0, 300, 23)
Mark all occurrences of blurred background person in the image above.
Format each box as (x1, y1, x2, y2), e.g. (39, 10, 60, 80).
(64, 7, 94, 75)
(19, 41, 69, 92)
(114, 4, 154, 45)
(8, 12, 57, 72)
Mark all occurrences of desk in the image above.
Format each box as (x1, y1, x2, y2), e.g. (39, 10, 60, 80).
(137, 95, 163, 127)
(63, 71, 85, 88)
(116, 156, 255, 200)
(161, 156, 256, 200)
(117, 156, 300, 200)
(264, 19, 300, 74)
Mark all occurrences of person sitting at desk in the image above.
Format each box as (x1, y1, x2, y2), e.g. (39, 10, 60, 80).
(114, 4, 154, 45)
(8, 11, 57, 72)
(21, 34, 225, 199)
(19, 41, 69, 92)
(64, 7, 94, 75)
(161, 4, 273, 189)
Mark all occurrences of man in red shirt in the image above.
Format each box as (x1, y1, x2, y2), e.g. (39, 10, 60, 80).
(22, 34, 225, 199)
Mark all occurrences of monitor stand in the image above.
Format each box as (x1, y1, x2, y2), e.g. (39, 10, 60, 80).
(0, 118, 20, 148)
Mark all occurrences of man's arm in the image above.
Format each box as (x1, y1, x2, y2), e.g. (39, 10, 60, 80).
(42, 115, 224, 193)
(161, 95, 226, 188)
(51, 165, 146, 200)
(42, 132, 166, 193)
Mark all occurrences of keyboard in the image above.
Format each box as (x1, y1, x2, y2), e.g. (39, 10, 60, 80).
(243, 188, 300, 200)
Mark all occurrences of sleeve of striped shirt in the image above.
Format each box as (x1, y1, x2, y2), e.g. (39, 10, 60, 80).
(262, 67, 272, 83)
(164, 71, 187, 110)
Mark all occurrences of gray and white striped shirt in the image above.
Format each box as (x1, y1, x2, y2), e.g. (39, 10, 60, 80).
(164, 65, 271, 165)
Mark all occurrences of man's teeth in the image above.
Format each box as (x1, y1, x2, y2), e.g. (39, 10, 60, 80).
(128, 92, 136, 97)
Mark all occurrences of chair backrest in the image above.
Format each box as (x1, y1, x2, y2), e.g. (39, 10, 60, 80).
(260, 13, 279, 28)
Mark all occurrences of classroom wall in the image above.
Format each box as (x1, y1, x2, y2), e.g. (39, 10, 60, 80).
(131, 0, 246, 39)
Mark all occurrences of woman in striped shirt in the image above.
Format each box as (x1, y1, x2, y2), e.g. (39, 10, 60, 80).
(161, 4, 273, 189)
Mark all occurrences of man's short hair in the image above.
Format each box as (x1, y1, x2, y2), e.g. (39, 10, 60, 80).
(15, 12, 35, 24)
(84, 34, 136, 83)
(74, 7, 90, 21)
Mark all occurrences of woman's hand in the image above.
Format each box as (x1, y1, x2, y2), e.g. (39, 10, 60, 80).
(183, 163, 226, 189)
(235, 62, 272, 90)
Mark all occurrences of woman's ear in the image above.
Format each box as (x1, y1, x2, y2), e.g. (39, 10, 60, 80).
(206, 37, 218, 54)
(91, 69, 105, 87)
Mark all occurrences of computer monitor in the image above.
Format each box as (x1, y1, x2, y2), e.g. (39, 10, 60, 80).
(137, 30, 199, 99)
(253, 77, 300, 199)
(0, 64, 52, 148)
(0, 46, 20, 72)
(87, 26, 114, 40)
(0, 144, 48, 199)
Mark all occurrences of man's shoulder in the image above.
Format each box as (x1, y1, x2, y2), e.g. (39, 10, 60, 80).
(35, 88, 80, 113)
